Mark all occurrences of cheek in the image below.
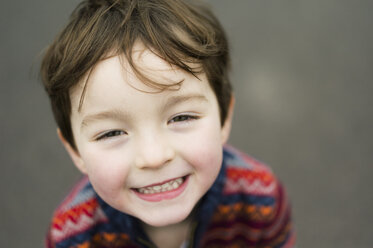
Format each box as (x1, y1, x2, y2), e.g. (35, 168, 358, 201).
(82, 148, 131, 199)
(180, 121, 223, 176)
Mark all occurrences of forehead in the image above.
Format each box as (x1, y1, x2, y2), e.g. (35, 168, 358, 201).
(69, 43, 213, 113)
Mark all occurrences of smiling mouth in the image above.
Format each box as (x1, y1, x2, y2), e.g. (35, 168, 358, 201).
(134, 176, 187, 195)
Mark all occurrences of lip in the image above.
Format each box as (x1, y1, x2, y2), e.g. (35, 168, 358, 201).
(132, 175, 189, 202)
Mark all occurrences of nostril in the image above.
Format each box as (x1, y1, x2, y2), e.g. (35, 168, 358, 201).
(134, 134, 175, 169)
(135, 147, 175, 169)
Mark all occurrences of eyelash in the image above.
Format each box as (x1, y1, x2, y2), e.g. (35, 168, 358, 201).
(96, 130, 126, 141)
(168, 114, 199, 124)
(95, 114, 198, 141)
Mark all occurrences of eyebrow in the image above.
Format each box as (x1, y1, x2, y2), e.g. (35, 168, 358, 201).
(80, 94, 208, 130)
(81, 109, 130, 131)
(162, 94, 208, 112)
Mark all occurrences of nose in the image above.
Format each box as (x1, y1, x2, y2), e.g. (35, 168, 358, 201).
(134, 132, 175, 169)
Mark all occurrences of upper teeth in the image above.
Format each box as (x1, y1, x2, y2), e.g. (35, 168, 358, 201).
(137, 178, 184, 194)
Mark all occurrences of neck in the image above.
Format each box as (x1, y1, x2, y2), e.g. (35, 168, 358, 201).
(142, 216, 192, 248)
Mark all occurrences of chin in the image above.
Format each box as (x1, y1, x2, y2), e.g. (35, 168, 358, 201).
(139, 204, 193, 227)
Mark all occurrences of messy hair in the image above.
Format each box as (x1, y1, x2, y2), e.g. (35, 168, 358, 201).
(41, 0, 231, 150)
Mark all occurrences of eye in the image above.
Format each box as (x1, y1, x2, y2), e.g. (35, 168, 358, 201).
(168, 114, 199, 124)
(96, 130, 126, 141)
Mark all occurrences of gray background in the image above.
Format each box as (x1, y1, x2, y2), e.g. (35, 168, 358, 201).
(1, 0, 372, 247)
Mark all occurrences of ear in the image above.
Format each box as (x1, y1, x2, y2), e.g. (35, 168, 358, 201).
(221, 95, 235, 144)
(57, 128, 87, 174)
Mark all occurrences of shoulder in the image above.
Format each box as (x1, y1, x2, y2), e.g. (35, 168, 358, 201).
(46, 176, 109, 247)
(222, 145, 278, 197)
(220, 145, 284, 224)
(202, 145, 296, 247)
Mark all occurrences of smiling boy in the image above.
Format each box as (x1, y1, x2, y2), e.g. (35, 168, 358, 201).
(41, 0, 295, 247)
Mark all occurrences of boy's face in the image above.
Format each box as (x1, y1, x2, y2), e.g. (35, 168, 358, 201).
(61, 43, 232, 227)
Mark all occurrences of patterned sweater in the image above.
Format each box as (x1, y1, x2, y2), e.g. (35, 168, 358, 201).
(46, 145, 295, 247)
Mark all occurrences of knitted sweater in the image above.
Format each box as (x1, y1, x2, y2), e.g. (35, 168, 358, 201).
(46, 145, 295, 247)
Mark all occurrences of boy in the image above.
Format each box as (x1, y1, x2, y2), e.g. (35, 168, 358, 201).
(41, 0, 295, 247)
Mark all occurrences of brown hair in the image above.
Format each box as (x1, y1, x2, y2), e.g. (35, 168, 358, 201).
(41, 0, 231, 150)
